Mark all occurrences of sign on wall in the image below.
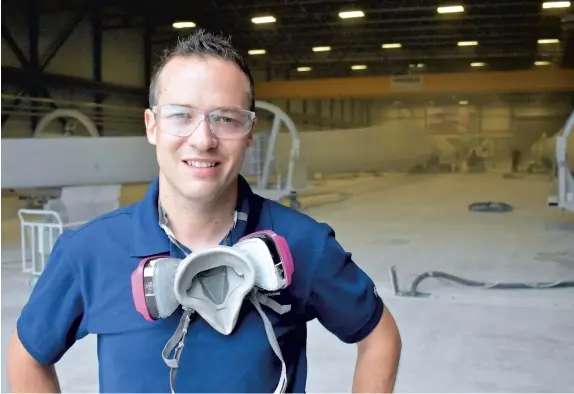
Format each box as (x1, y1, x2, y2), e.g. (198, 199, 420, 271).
(389, 74, 424, 91)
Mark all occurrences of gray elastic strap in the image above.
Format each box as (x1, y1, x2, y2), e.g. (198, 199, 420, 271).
(237, 211, 248, 222)
(256, 293, 292, 315)
(162, 309, 194, 394)
(249, 292, 288, 394)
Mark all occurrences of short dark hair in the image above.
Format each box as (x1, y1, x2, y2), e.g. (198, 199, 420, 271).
(148, 29, 255, 111)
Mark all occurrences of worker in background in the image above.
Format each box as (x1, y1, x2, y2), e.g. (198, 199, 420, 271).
(6, 30, 401, 393)
(511, 147, 522, 173)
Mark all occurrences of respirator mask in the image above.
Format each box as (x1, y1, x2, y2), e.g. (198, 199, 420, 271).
(131, 230, 294, 393)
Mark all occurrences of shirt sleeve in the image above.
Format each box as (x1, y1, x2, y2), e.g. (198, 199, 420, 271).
(16, 232, 88, 365)
(305, 225, 384, 344)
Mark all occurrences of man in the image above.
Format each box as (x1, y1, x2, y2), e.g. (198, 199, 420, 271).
(7, 30, 401, 393)
(511, 147, 522, 173)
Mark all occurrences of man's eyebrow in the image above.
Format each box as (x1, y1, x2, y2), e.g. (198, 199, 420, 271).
(164, 103, 192, 108)
(216, 106, 247, 111)
(159, 104, 249, 112)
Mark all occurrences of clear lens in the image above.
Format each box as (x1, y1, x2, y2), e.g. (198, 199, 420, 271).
(154, 105, 255, 139)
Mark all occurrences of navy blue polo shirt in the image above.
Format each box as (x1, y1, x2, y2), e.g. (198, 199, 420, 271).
(16, 175, 384, 393)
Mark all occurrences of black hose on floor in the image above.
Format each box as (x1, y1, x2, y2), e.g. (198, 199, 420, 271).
(390, 266, 574, 298)
(468, 201, 514, 213)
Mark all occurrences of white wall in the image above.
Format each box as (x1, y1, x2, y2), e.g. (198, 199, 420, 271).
(271, 120, 435, 176)
(367, 97, 570, 158)
(264, 96, 572, 177)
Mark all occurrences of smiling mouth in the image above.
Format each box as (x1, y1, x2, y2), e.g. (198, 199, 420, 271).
(183, 160, 221, 168)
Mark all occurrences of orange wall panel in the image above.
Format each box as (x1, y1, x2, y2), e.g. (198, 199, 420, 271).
(255, 69, 574, 100)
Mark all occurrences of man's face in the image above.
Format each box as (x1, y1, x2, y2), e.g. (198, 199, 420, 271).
(144, 56, 254, 203)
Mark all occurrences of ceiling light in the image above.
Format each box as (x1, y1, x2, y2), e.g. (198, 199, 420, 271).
(437, 5, 465, 13)
(458, 41, 478, 46)
(252, 16, 276, 24)
(542, 1, 571, 8)
(471, 62, 486, 67)
(339, 10, 365, 19)
(248, 49, 266, 55)
(297, 66, 312, 72)
(351, 65, 367, 70)
(382, 43, 402, 49)
(172, 21, 196, 29)
(538, 38, 560, 44)
(417, 63, 425, 68)
(459, 100, 468, 105)
(312, 46, 331, 52)
(535, 60, 552, 66)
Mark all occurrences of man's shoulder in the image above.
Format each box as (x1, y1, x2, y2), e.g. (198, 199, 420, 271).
(257, 195, 334, 256)
(260, 196, 330, 234)
(57, 203, 137, 249)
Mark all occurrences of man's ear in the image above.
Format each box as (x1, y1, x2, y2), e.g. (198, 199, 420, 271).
(144, 109, 157, 145)
(246, 120, 256, 148)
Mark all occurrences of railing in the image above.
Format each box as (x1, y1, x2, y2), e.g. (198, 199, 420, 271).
(1, 94, 143, 136)
(1, 94, 365, 137)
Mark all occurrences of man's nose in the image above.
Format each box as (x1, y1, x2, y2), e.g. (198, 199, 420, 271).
(187, 117, 217, 150)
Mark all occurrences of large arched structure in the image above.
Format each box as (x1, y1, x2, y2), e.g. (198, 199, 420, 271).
(33, 109, 100, 138)
(553, 111, 574, 212)
(251, 100, 302, 203)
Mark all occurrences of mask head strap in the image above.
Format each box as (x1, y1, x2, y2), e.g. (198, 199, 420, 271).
(250, 291, 288, 393)
(158, 190, 273, 394)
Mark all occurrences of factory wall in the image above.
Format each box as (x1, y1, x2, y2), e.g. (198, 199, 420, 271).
(1, 11, 367, 138)
(266, 94, 572, 176)
(253, 69, 573, 175)
(1, 12, 147, 87)
(271, 120, 434, 177)
(260, 99, 371, 131)
(1, 10, 157, 137)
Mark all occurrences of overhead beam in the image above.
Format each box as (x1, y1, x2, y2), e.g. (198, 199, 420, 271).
(1, 66, 147, 99)
(560, 13, 574, 68)
(40, 2, 91, 70)
(92, 1, 105, 135)
(218, 1, 540, 12)
(28, 0, 40, 132)
(255, 69, 574, 100)
(1, 25, 29, 68)
(264, 49, 536, 65)
(2, 1, 93, 128)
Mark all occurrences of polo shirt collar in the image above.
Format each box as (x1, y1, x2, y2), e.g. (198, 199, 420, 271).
(130, 175, 254, 258)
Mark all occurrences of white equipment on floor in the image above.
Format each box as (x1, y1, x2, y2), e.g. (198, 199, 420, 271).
(3, 101, 302, 279)
(17, 185, 122, 277)
(548, 110, 574, 213)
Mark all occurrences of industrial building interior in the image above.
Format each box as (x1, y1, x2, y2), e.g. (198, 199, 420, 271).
(1, 0, 574, 392)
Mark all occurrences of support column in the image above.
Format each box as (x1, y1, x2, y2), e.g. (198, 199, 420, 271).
(92, 4, 103, 134)
(28, 0, 40, 133)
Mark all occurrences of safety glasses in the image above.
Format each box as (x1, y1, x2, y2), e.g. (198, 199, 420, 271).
(151, 104, 256, 140)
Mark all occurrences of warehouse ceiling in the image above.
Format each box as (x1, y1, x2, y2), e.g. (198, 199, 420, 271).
(3, 0, 574, 80)
(49, 0, 574, 76)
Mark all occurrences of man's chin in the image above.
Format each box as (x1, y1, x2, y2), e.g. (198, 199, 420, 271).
(180, 181, 228, 201)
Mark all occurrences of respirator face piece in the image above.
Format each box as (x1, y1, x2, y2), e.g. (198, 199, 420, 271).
(173, 246, 257, 335)
(130, 230, 294, 393)
(130, 230, 294, 323)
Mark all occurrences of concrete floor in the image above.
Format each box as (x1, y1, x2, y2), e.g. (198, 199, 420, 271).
(2, 171, 574, 392)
